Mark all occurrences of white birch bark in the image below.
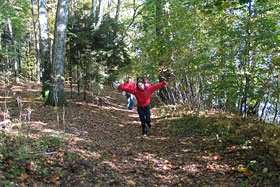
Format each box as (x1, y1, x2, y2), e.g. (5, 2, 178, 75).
(46, 0, 70, 106)
(7, 17, 19, 83)
(92, 0, 97, 18)
(96, 0, 104, 28)
(31, 0, 41, 85)
(38, 0, 52, 96)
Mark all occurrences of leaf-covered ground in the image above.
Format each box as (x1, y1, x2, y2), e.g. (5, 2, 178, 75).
(0, 82, 279, 186)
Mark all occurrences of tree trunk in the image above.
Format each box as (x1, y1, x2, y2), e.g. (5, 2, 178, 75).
(0, 32, 2, 71)
(92, 0, 97, 18)
(243, 2, 253, 120)
(17, 49, 21, 74)
(96, 0, 104, 28)
(38, 0, 52, 97)
(273, 102, 278, 122)
(31, 0, 41, 85)
(77, 64, 80, 93)
(115, 0, 121, 21)
(45, 0, 70, 107)
(260, 101, 267, 120)
(70, 0, 77, 16)
(155, 0, 167, 102)
(7, 17, 19, 83)
(68, 44, 73, 98)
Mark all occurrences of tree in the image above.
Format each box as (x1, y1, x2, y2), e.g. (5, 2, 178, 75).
(92, 0, 97, 18)
(115, 0, 121, 21)
(7, 16, 19, 83)
(45, 0, 70, 106)
(96, 0, 104, 28)
(38, 0, 52, 97)
(31, 0, 41, 85)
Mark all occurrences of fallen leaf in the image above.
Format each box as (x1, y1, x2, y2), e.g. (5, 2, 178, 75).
(263, 168, 268, 173)
(20, 173, 29, 180)
(51, 173, 59, 183)
(237, 167, 247, 172)
(126, 180, 136, 186)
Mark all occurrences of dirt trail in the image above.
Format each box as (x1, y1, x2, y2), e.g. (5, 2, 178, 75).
(2, 83, 243, 186)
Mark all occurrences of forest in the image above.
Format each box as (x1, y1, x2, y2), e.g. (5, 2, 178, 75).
(0, 0, 280, 186)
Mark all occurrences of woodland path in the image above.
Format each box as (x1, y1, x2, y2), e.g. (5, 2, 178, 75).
(2, 83, 250, 186)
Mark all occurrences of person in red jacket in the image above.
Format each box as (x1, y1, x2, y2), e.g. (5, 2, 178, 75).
(123, 77, 136, 110)
(118, 80, 166, 136)
(143, 77, 151, 87)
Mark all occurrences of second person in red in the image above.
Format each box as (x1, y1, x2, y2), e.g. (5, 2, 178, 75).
(123, 77, 136, 110)
(143, 77, 151, 87)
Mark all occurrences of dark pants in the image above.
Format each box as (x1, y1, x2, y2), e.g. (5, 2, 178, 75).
(126, 94, 134, 110)
(137, 104, 151, 135)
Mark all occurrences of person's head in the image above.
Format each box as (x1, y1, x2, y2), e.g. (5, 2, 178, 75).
(137, 77, 144, 82)
(143, 77, 148, 82)
(127, 77, 132, 83)
(137, 81, 145, 90)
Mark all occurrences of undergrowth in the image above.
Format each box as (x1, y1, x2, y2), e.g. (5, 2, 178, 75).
(0, 126, 81, 186)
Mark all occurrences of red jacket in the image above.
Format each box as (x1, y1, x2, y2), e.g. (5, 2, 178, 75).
(123, 81, 136, 94)
(119, 81, 166, 106)
(144, 81, 151, 87)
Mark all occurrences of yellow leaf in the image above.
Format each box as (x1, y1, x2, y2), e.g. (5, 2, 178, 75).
(215, 165, 220, 169)
(238, 167, 247, 172)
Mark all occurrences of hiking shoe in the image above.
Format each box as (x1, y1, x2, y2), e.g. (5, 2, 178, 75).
(143, 134, 147, 137)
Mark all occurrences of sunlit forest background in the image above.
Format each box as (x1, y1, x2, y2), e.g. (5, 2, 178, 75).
(1, 0, 279, 122)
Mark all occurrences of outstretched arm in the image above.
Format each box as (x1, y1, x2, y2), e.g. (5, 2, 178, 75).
(149, 81, 166, 94)
(112, 82, 120, 90)
(118, 85, 135, 94)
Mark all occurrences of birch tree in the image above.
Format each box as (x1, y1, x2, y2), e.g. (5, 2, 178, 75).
(7, 17, 19, 83)
(31, 0, 41, 85)
(92, 0, 97, 18)
(96, 0, 104, 28)
(45, 0, 70, 106)
(38, 0, 52, 97)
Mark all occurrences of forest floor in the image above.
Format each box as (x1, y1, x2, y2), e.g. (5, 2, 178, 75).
(0, 82, 280, 186)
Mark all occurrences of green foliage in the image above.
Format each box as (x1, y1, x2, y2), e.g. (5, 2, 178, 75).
(0, 0, 32, 81)
(40, 90, 49, 99)
(67, 13, 131, 87)
(133, 0, 280, 119)
(0, 0, 31, 39)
